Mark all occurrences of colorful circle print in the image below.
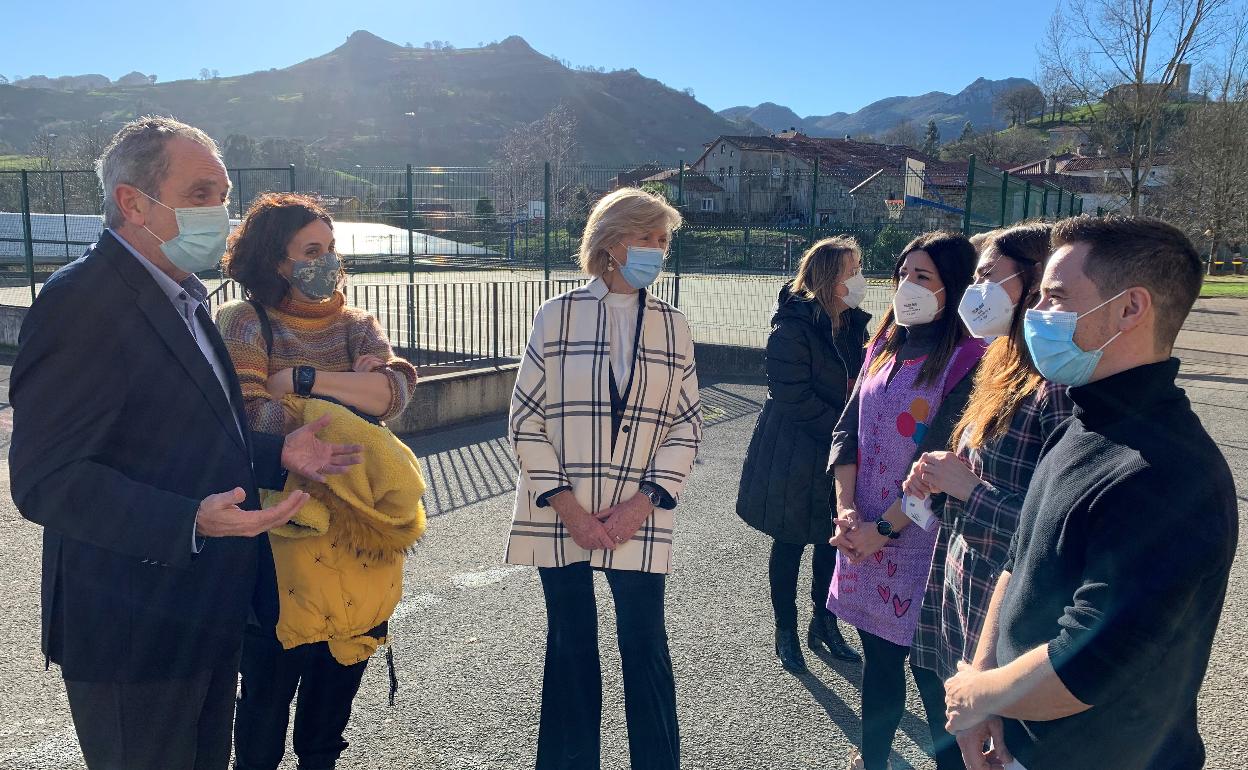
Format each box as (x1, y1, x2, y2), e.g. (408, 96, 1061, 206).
(896, 397, 931, 444)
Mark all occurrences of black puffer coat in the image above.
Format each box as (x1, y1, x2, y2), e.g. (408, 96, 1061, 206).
(736, 283, 871, 544)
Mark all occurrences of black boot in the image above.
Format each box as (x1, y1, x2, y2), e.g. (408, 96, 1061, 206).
(774, 626, 808, 674)
(809, 613, 861, 663)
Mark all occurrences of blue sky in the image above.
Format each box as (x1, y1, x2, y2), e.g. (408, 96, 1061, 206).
(4, 0, 1059, 116)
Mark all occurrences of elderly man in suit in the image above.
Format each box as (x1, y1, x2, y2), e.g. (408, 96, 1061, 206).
(9, 116, 362, 770)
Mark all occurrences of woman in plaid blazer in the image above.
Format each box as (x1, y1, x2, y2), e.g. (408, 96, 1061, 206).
(506, 188, 702, 770)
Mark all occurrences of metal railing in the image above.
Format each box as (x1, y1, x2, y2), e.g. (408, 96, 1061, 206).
(205, 275, 895, 366)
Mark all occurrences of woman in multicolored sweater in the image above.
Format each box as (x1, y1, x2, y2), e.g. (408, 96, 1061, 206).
(217, 192, 419, 770)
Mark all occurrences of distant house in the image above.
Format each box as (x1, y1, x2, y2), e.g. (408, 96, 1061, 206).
(690, 132, 968, 229)
(610, 164, 668, 191)
(1010, 153, 1171, 212)
(641, 169, 725, 216)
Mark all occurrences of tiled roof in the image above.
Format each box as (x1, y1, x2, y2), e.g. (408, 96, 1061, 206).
(1061, 154, 1172, 172)
(643, 169, 724, 194)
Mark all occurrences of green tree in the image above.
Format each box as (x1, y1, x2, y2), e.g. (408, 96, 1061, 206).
(922, 120, 941, 156)
(867, 225, 914, 273)
(475, 195, 498, 245)
(222, 134, 257, 168)
(959, 121, 974, 141)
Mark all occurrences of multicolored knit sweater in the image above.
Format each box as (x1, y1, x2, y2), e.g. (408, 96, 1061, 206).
(216, 292, 419, 435)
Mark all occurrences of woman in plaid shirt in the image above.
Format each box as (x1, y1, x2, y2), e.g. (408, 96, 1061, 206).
(903, 223, 1073, 765)
(505, 188, 702, 770)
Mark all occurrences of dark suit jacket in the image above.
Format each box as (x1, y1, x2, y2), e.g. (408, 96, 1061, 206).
(9, 231, 285, 682)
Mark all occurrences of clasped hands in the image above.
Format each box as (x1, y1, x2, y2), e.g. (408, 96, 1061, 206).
(828, 508, 891, 565)
(551, 490, 654, 552)
(945, 661, 1015, 770)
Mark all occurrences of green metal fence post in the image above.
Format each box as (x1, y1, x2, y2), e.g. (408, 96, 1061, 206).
(405, 164, 415, 350)
(543, 161, 551, 284)
(1041, 185, 1050, 218)
(1097, 206, 1105, 217)
(1076, 197, 1084, 215)
(677, 161, 685, 208)
(59, 171, 70, 261)
(962, 155, 976, 236)
(1023, 182, 1032, 220)
(287, 164, 295, 193)
(20, 171, 35, 302)
(1056, 187, 1065, 218)
(999, 170, 1010, 227)
(808, 158, 819, 246)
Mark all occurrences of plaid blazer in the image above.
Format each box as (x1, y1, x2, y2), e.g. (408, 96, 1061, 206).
(505, 278, 702, 574)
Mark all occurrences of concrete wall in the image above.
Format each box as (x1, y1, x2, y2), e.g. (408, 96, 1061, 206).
(390, 342, 764, 434)
(391, 364, 519, 434)
(0, 301, 766, 433)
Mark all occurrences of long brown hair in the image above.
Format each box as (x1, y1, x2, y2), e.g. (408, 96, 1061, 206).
(952, 221, 1053, 449)
(867, 231, 977, 386)
(790, 236, 861, 330)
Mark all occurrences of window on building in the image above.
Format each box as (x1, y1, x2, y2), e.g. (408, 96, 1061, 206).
(720, 144, 726, 154)
(701, 197, 714, 211)
(728, 165, 734, 176)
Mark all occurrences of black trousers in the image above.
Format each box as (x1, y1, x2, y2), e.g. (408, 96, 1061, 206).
(64, 658, 239, 770)
(858, 629, 964, 770)
(233, 630, 369, 770)
(536, 562, 679, 770)
(768, 539, 837, 629)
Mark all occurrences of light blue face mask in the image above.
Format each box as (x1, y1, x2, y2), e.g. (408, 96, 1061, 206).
(1023, 290, 1126, 387)
(611, 245, 664, 290)
(141, 191, 231, 273)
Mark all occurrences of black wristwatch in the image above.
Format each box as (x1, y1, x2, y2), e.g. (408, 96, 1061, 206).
(639, 482, 665, 508)
(876, 519, 901, 540)
(293, 365, 317, 397)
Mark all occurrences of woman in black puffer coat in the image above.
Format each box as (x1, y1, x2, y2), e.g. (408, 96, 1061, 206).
(737, 236, 871, 673)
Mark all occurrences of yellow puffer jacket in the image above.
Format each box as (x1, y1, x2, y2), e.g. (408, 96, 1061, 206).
(262, 397, 426, 665)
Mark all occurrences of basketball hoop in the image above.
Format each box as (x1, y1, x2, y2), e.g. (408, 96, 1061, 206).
(885, 199, 905, 221)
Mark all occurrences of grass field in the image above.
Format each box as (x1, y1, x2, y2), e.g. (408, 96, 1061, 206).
(0, 156, 39, 171)
(1201, 275, 1248, 298)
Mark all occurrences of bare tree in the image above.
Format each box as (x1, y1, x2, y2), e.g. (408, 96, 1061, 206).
(1153, 12, 1248, 267)
(491, 104, 580, 220)
(996, 84, 1046, 126)
(1042, 0, 1231, 214)
(881, 119, 923, 149)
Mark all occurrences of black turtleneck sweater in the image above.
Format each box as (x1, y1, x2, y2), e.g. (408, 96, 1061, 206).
(997, 359, 1237, 770)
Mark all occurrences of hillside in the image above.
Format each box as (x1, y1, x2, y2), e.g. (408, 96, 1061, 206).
(720, 77, 1037, 140)
(0, 32, 756, 166)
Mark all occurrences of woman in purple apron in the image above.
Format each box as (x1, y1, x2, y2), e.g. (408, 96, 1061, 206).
(827, 232, 984, 770)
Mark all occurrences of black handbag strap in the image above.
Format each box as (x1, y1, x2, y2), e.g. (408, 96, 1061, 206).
(248, 299, 274, 356)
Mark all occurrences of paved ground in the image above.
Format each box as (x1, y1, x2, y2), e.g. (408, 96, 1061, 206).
(0, 299, 1245, 769)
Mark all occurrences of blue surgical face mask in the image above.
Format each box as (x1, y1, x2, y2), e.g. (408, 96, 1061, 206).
(611, 245, 664, 290)
(1023, 290, 1126, 386)
(141, 191, 231, 273)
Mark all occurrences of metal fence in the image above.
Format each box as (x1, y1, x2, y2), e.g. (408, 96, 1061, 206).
(203, 274, 895, 368)
(1, 157, 1085, 304)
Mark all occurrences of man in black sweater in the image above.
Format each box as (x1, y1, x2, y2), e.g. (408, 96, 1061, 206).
(942, 217, 1238, 770)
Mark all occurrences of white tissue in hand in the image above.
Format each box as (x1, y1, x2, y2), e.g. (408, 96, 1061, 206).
(903, 494, 937, 530)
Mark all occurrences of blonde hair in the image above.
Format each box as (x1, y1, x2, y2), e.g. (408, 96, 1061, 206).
(578, 188, 682, 276)
(790, 236, 861, 330)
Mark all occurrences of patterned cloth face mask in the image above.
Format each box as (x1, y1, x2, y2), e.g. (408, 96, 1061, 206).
(288, 252, 342, 300)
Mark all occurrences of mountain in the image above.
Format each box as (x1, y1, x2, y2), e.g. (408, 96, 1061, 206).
(718, 77, 1036, 140)
(0, 32, 754, 165)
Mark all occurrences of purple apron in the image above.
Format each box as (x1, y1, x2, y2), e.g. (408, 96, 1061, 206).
(828, 338, 983, 647)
